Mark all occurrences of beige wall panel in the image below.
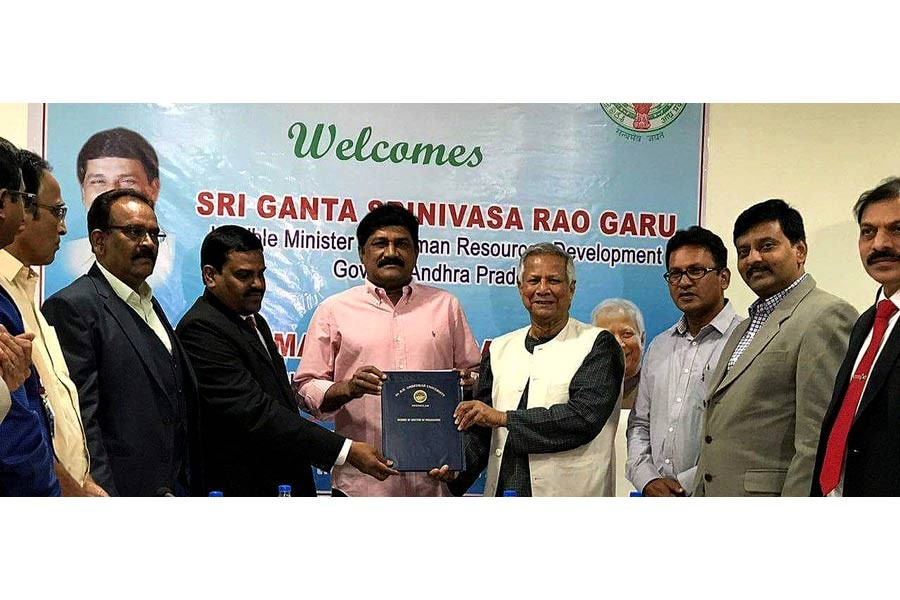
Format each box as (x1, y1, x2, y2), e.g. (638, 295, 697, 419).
(705, 103, 900, 314)
(0, 104, 29, 147)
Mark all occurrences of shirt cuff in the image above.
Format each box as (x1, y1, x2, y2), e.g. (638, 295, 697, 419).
(334, 438, 353, 467)
(677, 466, 697, 496)
(630, 461, 664, 495)
(294, 378, 334, 419)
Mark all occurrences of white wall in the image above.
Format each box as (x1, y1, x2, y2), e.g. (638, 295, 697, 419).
(705, 103, 900, 314)
(0, 104, 28, 147)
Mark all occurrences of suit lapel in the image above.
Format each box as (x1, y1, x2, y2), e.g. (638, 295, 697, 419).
(201, 292, 286, 394)
(715, 275, 816, 393)
(90, 267, 175, 408)
(855, 307, 900, 420)
(705, 319, 748, 397)
(254, 315, 291, 394)
(230, 311, 276, 368)
(817, 308, 871, 429)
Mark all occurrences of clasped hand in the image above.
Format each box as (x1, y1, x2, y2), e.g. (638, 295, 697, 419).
(0, 325, 33, 391)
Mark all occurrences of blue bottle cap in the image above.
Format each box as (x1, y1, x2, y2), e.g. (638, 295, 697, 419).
(209, 491, 224, 497)
(278, 484, 292, 493)
(629, 491, 643, 497)
(502, 490, 517, 497)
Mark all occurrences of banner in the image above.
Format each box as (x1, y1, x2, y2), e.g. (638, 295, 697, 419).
(43, 103, 705, 494)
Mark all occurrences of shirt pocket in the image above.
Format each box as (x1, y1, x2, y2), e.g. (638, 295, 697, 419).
(422, 319, 453, 368)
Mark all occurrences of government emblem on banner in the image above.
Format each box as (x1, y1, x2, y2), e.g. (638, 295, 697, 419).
(601, 103, 686, 142)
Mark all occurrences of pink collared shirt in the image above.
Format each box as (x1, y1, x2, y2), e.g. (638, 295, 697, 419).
(293, 279, 481, 496)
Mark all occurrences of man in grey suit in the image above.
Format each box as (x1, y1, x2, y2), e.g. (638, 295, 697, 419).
(695, 199, 858, 496)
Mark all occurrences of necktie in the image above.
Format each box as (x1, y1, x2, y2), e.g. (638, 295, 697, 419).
(819, 299, 898, 494)
(243, 314, 271, 358)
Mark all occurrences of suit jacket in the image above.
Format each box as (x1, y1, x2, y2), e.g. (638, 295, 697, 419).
(42, 264, 201, 497)
(176, 291, 345, 497)
(694, 275, 857, 496)
(812, 297, 900, 496)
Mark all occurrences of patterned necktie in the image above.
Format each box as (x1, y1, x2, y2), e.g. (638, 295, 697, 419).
(819, 299, 898, 494)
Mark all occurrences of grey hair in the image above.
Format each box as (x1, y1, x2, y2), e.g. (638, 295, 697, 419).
(591, 298, 646, 347)
(516, 242, 576, 283)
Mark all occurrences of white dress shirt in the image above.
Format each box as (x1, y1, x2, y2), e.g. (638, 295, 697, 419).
(626, 301, 744, 494)
(95, 262, 172, 353)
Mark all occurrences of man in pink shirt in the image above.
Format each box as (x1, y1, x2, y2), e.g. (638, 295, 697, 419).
(294, 204, 481, 496)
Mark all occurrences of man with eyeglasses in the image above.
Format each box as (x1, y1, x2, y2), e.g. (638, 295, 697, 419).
(694, 200, 857, 496)
(0, 151, 107, 496)
(0, 137, 59, 496)
(625, 226, 743, 496)
(43, 189, 200, 496)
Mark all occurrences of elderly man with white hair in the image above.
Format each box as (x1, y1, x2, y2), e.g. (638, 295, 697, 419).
(429, 242, 624, 496)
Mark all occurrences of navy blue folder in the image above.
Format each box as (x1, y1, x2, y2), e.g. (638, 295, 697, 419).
(381, 370, 464, 472)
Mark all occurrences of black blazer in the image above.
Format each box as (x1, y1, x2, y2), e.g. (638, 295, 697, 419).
(812, 300, 900, 496)
(176, 291, 345, 497)
(42, 264, 201, 497)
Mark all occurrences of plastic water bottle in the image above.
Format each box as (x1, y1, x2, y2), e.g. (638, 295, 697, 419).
(209, 491, 224, 497)
(502, 490, 517, 497)
(278, 484, 292, 497)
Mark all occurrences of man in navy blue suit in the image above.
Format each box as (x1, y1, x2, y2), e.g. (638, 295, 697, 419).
(44, 188, 199, 496)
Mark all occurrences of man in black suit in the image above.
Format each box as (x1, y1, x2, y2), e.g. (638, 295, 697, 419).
(813, 177, 900, 496)
(176, 225, 397, 497)
(43, 188, 199, 496)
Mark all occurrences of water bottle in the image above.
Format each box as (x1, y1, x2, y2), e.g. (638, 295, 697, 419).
(629, 491, 643, 497)
(278, 484, 292, 497)
(209, 490, 224, 497)
(502, 490, 517, 497)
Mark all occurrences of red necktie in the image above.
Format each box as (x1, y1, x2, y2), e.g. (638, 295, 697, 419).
(819, 299, 898, 494)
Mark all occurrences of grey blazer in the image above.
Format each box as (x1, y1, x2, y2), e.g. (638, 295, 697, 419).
(694, 275, 858, 496)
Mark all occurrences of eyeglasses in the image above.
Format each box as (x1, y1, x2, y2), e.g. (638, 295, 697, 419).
(663, 266, 721, 284)
(3, 189, 36, 211)
(34, 202, 67, 221)
(106, 224, 167, 243)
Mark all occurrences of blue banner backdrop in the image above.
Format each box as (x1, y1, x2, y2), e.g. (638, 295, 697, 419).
(43, 103, 706, 494)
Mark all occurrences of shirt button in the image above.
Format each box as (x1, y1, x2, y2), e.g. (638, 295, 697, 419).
(495, 449, 502, 457)
(704, 473, 713, 482)
(664, 458, 671, 465)
(676, 397, 682, 403)
(705, 435, 713, 443)
(395, 336, 400, 341)
(683, 369, 689, 374)
(668, 427, 674, 432)
(691, 341, 697, 346)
